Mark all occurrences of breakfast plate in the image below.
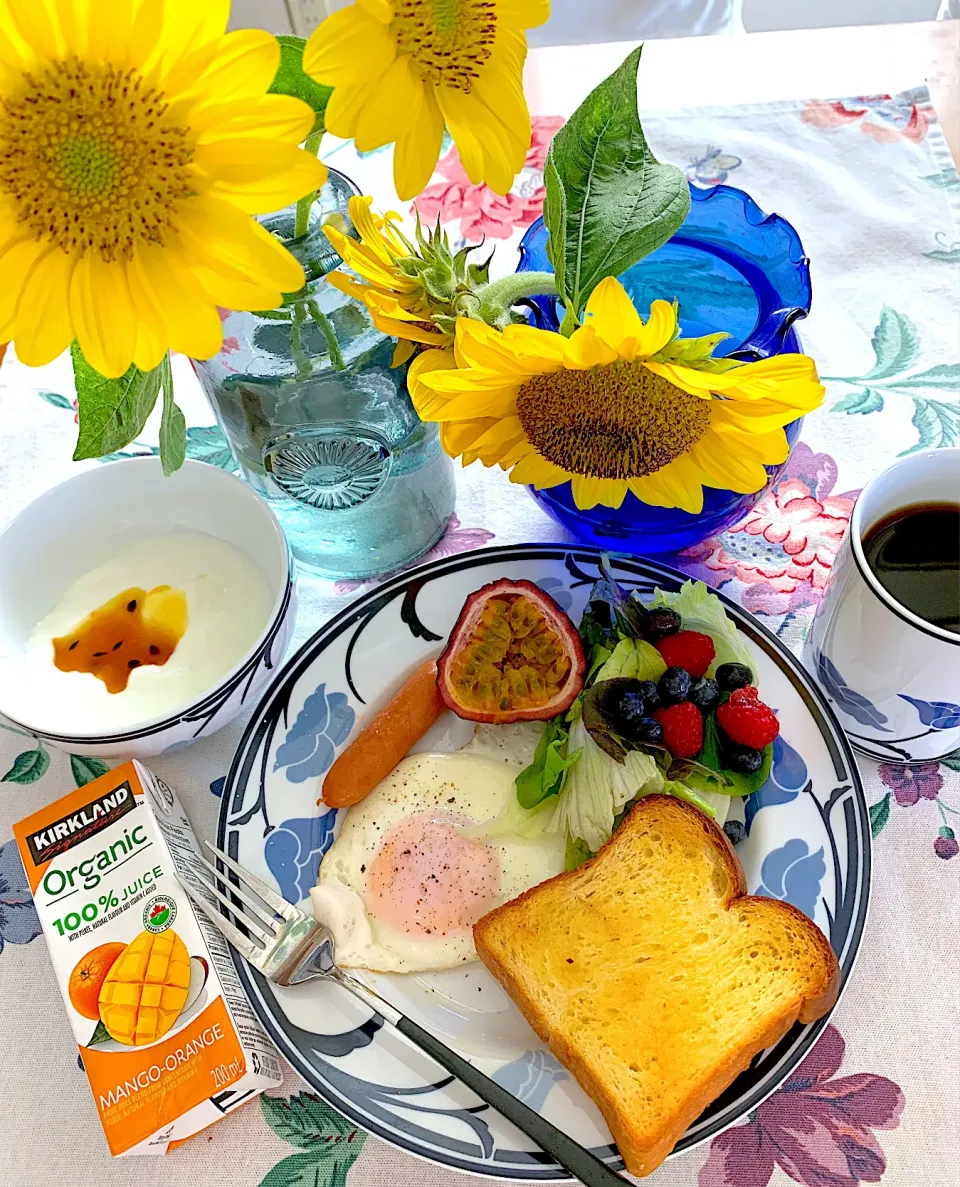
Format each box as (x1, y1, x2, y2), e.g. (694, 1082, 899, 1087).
(218, 545, 869, 1179)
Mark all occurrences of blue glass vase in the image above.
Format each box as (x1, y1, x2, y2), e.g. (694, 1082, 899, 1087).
(193, 169, 455, 580)
(516, 182, 811, 553)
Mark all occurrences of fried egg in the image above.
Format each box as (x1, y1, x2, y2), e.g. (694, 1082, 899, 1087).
(310, 723, 563, 973)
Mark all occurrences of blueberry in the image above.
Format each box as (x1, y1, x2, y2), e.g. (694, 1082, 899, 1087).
(635, 680, 659, 711)
(617, 691, 648, 726)
(646, 607, 681, 641)
(724, 744, 764, 774)
(633, 717, 664, 744)
(715, 662, 754, 692)
(687, 676, 720, 714)
(723, 820, 747, 846)
(657, 666, 690, 705)
(597, 678, 652, 731)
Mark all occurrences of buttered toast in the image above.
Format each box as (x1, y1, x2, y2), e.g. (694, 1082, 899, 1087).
(473, 795, 840, 1178)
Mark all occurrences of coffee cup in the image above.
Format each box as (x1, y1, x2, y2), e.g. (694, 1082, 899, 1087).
(803, 448, 959, 763)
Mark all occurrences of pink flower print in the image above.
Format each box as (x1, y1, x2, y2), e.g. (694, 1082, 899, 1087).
(934, 827, 959, 860)
(221, 336, 240, 354)
(878, 762, 944, 807)
(801, 94, 930, 144)
(413, 116, 565, 242)
(699, 1025, 904, 1187)
(679, 445, 857, 618)
(333, 514, 495, 596)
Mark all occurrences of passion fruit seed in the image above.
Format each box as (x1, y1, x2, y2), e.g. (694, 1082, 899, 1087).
(447, 595, 572, 714)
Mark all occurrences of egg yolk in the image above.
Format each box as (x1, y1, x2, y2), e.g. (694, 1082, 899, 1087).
(366, 811, 499, 938)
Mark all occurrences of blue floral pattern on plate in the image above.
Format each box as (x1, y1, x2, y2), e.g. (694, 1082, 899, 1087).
(491, 1051, 569, 1111)
(265, 813, 339, 904)
(815, 651, 891, 731)
(754, 839, 826, 920)
(899, 694, 960, 731)
(745, 736, 809, 835)
(274, 683, 355, 783)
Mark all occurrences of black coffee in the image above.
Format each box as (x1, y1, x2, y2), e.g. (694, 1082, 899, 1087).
(861, 503, 960, 634)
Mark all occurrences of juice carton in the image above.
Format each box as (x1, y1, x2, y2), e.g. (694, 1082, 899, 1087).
(13, 760, 283, 1156)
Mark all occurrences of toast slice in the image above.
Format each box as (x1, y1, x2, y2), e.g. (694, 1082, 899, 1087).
(474, 795, 840, 1178)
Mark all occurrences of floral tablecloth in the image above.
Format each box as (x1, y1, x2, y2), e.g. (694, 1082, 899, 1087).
(1, 83, 959, 1187)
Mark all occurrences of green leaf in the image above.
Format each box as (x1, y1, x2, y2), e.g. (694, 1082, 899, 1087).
(860, 306, 919, 381)
(261, 1093, 360, 1151)
(269, 35, 333, 137)
(2, 746, 49, 784)
(940, 752, 960, 772)
(515, 719, 578, 809)
(923, 244, 960, 264)
(70, 755, 109, 788)
(565, 835, 593, 871)
(158, 357, 186, 477)
(869, 792, 891, 838)
(883, 363, 960, 392)
(682, 716, 773, 798)
(900, 397, 960, 454)
(542, 45, 690, 316)
(87, 1019, 112, 1046)
(920, 169, 960, 192)
(260, 1152, 343, 1187)
(832, 387, 883, 415)
(184, 425, 238, 471)
(71, 342, 162, 462)
(39, 391, 75, 410)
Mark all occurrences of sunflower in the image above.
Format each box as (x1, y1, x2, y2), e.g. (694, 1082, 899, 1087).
(0, 0, 327, 378)
(409, 277, 826, 513)
(325, 195, 460, 366)
(303, 0, 548, 201)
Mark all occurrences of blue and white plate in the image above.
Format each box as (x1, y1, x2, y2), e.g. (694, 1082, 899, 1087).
(218, 546, 870, 1180)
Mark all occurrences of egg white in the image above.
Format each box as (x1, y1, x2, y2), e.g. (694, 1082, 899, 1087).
(310, 725, 563, 973)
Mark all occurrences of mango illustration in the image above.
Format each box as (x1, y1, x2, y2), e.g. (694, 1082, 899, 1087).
(98, 928, 191, 1046)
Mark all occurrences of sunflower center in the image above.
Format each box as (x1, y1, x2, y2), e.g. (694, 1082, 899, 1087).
(391, 0, 497, 92)
(0, 57, 193, 261)
(515, 359, 711, 479)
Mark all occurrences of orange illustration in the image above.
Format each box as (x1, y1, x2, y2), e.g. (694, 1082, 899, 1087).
(68, 942, 126, 1020)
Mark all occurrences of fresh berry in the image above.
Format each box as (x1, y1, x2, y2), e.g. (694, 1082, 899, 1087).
(633, 716, 664, 744)
(598, 678, 652, 734)
(724, 743, 764, 774)
(687, 676, 720, 714)
(635, 680, 660, 712)
(716, 686, 779, 748)
(657, 666, 691, 705)
(653, 701, 703, 758)
(715, 662, 754, 692)
(655, 630, 715, 678)
(723, 820, 746, 846)
(646, 607, 682, 641)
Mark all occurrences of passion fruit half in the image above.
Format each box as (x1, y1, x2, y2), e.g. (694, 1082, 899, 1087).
(438, 579, 585, 723)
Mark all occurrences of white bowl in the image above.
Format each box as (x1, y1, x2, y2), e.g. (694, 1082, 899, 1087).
(0, 458, 296, 758)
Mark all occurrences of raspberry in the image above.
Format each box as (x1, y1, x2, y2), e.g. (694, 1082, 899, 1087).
(655, 630, 715, 678)
(716, 686, 779, 748)
(653, 701, 703, 758)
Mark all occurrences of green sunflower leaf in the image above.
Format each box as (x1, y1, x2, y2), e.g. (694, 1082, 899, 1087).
(71, 343, 162, 463)
(158, 356, 186, 477)
(270, 35, 333, 137)
(543, 45, 690, 319)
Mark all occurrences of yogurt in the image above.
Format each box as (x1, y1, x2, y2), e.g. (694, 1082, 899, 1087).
(4, 531, 271, 732)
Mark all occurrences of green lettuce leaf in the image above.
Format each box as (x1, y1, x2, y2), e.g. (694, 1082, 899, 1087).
(682, 715, 773, 797)
(650, 580, 754, 677)
(565, 835, 593, 871)
(515, 719, 581, 809)
(596, 637, 667, 683)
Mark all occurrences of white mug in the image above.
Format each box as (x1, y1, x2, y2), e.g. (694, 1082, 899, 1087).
(803, 448, 959, 763)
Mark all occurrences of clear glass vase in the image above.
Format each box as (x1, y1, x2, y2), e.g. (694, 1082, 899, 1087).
(193, 169, 455, 580)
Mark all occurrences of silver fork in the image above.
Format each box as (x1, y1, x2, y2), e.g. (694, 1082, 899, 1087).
(180, 839, 627, 1187)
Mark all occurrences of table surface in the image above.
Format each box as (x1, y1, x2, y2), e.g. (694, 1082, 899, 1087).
(1, 18, 959, 1187)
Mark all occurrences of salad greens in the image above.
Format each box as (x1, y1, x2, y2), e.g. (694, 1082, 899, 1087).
(505, 571, 770, 867)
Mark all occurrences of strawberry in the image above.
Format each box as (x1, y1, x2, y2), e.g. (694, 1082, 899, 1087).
(653, 701, 703, 759)
(716, 686, 779, 748)
(655, 630, 715, 678)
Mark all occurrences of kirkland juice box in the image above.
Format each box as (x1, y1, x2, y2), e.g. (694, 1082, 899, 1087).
(13, 760, 282, 1156)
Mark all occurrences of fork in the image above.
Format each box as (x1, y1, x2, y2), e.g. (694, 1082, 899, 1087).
(179, 839, 627, 1187)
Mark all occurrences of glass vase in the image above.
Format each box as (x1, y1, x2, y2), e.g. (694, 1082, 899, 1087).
(516, 182, 812, 553)
(193, 169, 455, 580)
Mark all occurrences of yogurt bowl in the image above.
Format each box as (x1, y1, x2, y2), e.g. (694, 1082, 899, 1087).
(0, 458, 295, 758)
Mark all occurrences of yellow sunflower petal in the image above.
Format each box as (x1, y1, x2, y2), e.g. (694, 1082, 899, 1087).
(634, 299, 679, 358)
(440, 417, 496, 458)
(357, 0, 394, 21)
(190, 264, 281, 313)
(194, 95, 316, 144)
(709, 397, 811, 434)
(564, 324, 619, 369)
(151, 0, 229, 68)
(569, 475, 628, 510)
(132, 321, 167, 372)
(195, 140, 327, 213)
(85, 0, 137, 66)
(408, 345, 457, 384)
(455, 318, 563, 377)
(130, 241, 223, 360)
(436, 86, 524, 195)
(392, 338, 416, 366)
(690, 433, 769, 495)
(324, 76, 385, 141)
(461, 414, 527, 465)
(302, 5, 394, 87)
(628, 457, 705, 515)
(0, 237, 43, 338)
(13, 248, 76, 367)
(509, 451, 572, 488)
(178, 196, 306, 295)
(393, 87, 444, 201)
(180, 29, 280, 112)
(70, 254, 137, 379)
(6, 0, 59, 60)
(355, 53, 423, 152)
(583, 277, 644, 354)
(497, 0, 550, 28)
